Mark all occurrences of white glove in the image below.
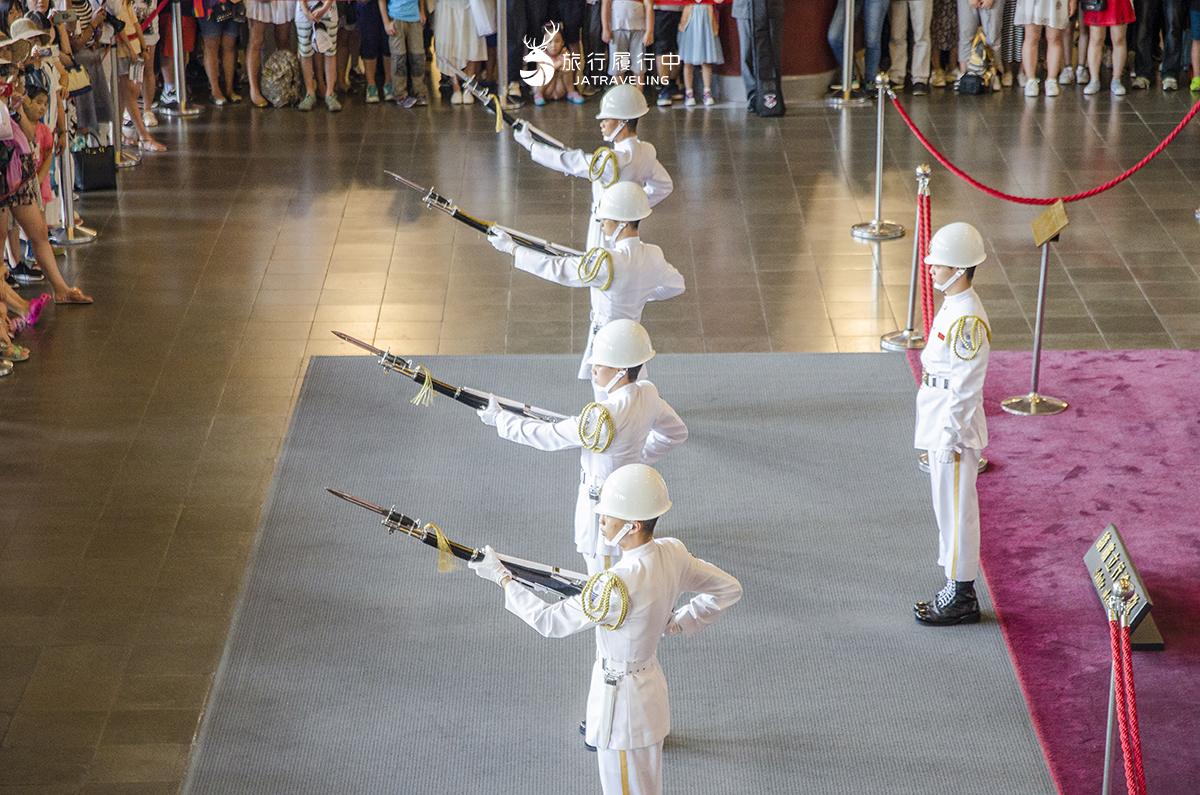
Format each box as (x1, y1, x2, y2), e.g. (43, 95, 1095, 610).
(513, 122, 534, 151)
(488, 228, 517, 255)
(469, 545, 510, 586)
(933, 448, 959, 465)
(477, 393, 502, 426)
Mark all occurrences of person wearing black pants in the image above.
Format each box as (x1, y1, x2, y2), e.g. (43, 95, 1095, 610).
(1131, 0, 1184, 88)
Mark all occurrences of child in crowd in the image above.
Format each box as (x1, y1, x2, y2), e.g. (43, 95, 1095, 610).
(24, 87, 54, 211)
(357, 0, 393, 103)
(1083, 0, 1134, 94)
(296, 0, 343, 111)
(930, 0, 959, 86)
(533, 22, 585, 105)
(1015, 0, 1075, 96)
(603, 0, 654, 84)
(380, 0, 428, 106)
(434, 0, 486, 104)
(678, 0, 722, 105)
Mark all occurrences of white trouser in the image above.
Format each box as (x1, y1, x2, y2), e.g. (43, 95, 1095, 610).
(597, 741, 664, 795)
(928, 448, 981, 581)
(889, 0, 933, 83)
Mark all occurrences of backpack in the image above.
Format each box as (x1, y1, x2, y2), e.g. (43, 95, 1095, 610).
(958, 27, 997, 95)
(261, 50, 304, 108)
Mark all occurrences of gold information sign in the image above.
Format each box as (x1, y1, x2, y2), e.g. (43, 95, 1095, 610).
(1032, 199, 1069, 247)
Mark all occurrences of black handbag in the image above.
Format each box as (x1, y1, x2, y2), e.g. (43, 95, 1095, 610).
(73, 133, 117, 192)
(1082, 0, 1106, 11)
(210, 1, 246, 23)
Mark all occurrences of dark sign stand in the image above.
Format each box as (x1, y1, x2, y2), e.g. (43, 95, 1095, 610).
(1084, 524, 1163, 651)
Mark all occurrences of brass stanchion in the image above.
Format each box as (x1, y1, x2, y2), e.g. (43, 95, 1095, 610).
(109, 49, 140, 168)
(882, 165, 930, 351)
(158, 2, 202, 118)
(49, 148, 96, 246)
(852, 75, 905, 241)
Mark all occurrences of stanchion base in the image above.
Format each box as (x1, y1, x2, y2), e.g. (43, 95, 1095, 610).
(1001, 393, 1068, 416)
(116, 152, 141, 168)
(825, 93, 871, 108)
(918, 452, 989, 474)
(852, 220, 905, 241)
(880, 329, 925, 351)
(49, 225, 97, 246)
(0, 359, 12, 377)
(157, 102, 203, 118)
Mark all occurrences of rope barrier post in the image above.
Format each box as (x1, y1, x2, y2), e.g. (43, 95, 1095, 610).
(1101, 662, 1118, 795)
(825, 0, 869, 108)
(49, 148, 97, 246)
(882, 165, 930, 351)
(110, 48, 141, 169)
(1003, 201, 1069, 416)
(853, 75, 905, 241)
(497, 0, 516, 110)
(159, 2, 202, 118)
(1102, 576, 1140, 795)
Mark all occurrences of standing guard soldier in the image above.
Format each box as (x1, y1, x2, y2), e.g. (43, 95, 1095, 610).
(913, 222, 992, 626)
(468, 463, 743, 795)
(511, 82, 673, 250)
(477, 320, 687, 574)
(489, 182, 685, 396)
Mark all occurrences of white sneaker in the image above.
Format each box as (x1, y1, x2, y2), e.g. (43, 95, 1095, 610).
(1017, 72, 1028, 88)
(1163, 76, 1178, 91)
(930, 68, 947, 87)
(1024, 77, 1040, 97)
(1076, 65, 1089, 84)
(1058, 67, 1074, 85)
(1045, 78, 1060, 97)
(1111, 79, 1126, 96)
(1001, 69, 1013, 87)
(450, 90, 463, 104)
(1084, 79, 1101, 95)
(462, 90, 474, 104)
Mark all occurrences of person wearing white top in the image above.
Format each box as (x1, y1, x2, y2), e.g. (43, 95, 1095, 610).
(913, 222, 992, 627)
(470, 464, 743, 795)
(478, 320, 687, 574)
(488, 182, 685, 390)
(513, 83, 673, 251)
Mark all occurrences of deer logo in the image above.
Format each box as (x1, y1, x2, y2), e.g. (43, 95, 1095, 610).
(520, 23, 559, 88)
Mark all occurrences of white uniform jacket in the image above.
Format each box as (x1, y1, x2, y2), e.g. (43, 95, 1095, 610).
(493, 381, 688, 556)
(502, 537, 743, 749)
(529, 136, 674, 250)
(914, 287, 991, 453)
(513, 238, 686, 379)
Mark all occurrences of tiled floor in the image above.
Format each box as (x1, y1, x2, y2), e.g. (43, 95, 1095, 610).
(2, 80, 1199, 792)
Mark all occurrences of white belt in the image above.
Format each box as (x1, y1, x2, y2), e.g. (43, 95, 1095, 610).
(601, 656, 656, 676)
(596, 655, 656, 750)
(581, 470, 603, 499)
(921, 370, 951, 390)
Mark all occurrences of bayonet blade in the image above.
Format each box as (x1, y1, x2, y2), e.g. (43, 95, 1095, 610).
(327, 488, 390, 517)
(385, 171, 430, 194)
(333, 330, 388, 357)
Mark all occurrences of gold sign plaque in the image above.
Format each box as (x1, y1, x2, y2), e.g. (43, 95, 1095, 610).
(1032, 199, 1069, 247)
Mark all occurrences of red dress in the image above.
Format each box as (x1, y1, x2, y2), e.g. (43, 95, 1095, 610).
(1084, 0, 1135, 27)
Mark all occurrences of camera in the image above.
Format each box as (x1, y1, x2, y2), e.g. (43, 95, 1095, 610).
(51, 10, 76, 24)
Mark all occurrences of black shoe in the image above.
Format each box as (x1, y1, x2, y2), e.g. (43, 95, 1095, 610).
(914, 580, 981, 626)
(911, 81, 929, 96)
(579, 720, 596, 752)
(11, 260, 44, 283)
(4, 274, 19, 289)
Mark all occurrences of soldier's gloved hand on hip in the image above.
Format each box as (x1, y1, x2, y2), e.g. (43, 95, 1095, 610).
(662, 614, 683, 636)
(477, 393, 503, 426)
(933, 448, 959, 465)
(469, 545, 510, 586)
(488, 228, 517, 255)
(513, 122, 534, 150)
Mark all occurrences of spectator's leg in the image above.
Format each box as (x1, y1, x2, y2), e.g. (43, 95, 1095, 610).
(203, 34, 227, 102)
(911, 0, 932, 83)
(144, 43, 159, 111)
(222, 33, 239, 99)
(1111, 24, 1128, 81)
(737, 15, 754, 102)
(10, 204, 89, 304)
(956, 0, 976, 73)
(122, 75, 166, 150)
(248, 19, 267, 104)
(1162, 0, 1184, 83)
(1022, 25, 1040, 80)
(1046, 24, 1063, 79)
(889, 1, 911, 86)
(1087, 25, 1105, 81)
(406, 21, 427, 99)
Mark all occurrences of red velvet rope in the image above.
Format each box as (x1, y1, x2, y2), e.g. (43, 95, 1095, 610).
(1109, 618, 1138, 795)
(1121, 625, 1147, 795)
(919, 192, 933, 340)
(889, 92, 1200, 205)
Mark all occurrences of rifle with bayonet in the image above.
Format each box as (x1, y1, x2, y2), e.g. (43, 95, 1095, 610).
(387, 171, 582, 258)
(333, 331, 568, 423)
(328, 488, 586, 598)
(435, 56, 566, 150)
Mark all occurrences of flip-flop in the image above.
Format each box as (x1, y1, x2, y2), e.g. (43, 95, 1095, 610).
(54, 288, 93, 305)
(3, 343, 29, 361)
(24, 294, 50, 325)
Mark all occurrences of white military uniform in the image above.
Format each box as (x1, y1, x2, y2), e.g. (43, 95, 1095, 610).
(513, 239, 686, 383)
(501, 537, 743, 795)
(529, 136, 674, 251)
(493, 380, 687, 573)
(914, 286, 991, 582)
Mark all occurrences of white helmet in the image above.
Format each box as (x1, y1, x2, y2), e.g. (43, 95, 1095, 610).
(593, 464, 672, 521)
(588, 319, 655, 368)
(924, 222, 987, 268)
(597, 182, 652, 222)
(595, 83, 649, 120)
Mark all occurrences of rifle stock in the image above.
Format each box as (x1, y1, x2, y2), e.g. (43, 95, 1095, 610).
(333, 331, 569, 422)
(327, 488, 586, 598)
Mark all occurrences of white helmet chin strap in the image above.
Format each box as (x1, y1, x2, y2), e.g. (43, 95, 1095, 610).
(600, 368, 628, 394)
(602, 119, 627, 142)
(932, 267, 966, 292)
(610, 521, 635, 546)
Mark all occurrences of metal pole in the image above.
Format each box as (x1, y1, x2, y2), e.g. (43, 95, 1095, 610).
(498, 0, 516, 108)
(111, 49, 140, 168)
(1101, 665, 1117, 795)
(852, 75, 905, 241)
(1001, 239, 1068, 415)
(882, 165, 929, 351)
(826, 0, 869, 107)
(49, 148, 97, 246)
(159, 1, 202, 118)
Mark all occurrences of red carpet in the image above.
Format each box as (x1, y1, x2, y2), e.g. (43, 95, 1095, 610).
(979, 350, 1200, 795)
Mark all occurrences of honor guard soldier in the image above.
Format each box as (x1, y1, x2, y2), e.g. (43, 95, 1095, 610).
(477, 320, 687, 575)
(512, 82, 674, 250)
(489, 182, 685, 396)
(913, 222, 992, 626)
(469, 464, 743, 795)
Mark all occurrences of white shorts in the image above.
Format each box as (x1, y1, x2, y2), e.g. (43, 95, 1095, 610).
(608, 30, 647, 75)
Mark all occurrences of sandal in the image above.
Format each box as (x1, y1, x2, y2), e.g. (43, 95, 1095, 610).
(251, 96, 269, 108)
(139, 138, 167, 152)
(24, 294, 49, 325)
(3, 343, 29, 361)
(54, 287, 93, 305)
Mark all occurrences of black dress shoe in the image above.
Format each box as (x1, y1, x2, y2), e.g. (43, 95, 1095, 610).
(914, 580, 981, 626)
(580, 720, 596, 752)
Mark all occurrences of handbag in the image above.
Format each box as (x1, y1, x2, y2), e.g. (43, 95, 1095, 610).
(1082, 0, 1106, 11)
(210, 1, 246, 24)
(65, 63, 92, 98)
(73, 133, 116, 192)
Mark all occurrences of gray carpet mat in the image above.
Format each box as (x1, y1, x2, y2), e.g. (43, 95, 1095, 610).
(183, 353, 1055, 795)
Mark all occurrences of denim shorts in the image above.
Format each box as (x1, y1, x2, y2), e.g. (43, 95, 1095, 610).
(197, 13, 242, 39)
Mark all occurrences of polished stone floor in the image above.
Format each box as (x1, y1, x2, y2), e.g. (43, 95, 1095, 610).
(1, 81, 1199, 792)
